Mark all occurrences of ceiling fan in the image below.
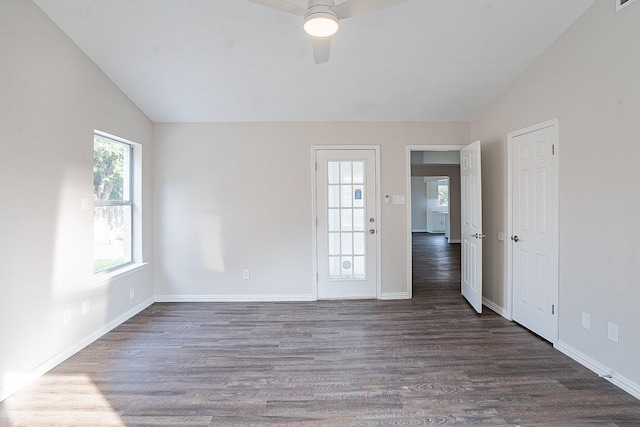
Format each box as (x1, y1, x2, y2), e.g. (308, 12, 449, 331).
(246, 0, 408, 64)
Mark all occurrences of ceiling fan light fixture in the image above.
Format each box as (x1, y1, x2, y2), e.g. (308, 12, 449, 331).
(303, 7, 339, 38)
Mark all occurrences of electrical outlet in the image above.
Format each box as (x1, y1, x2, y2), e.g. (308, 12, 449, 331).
(129, 288, 135, 301)
(82, 300, 90, 316)
(607, 323, 619, 343)
(581, 312, 590, 330)
(242, 269, 250, 280)
(497, 232, 505, 241)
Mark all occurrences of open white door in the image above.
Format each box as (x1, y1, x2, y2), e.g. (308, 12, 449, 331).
(460, 141, 483, 313)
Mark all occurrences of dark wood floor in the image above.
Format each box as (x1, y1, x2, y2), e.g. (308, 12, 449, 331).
(2, 233, 639, 426)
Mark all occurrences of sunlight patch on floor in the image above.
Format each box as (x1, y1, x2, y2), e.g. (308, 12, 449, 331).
(3, 374, 125, 427)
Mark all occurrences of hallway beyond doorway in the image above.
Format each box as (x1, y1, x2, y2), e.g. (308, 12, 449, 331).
(412, 232, 461, 297)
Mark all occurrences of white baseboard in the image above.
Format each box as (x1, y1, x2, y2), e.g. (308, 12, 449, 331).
(482, 297, 510, 319)
(156, 293, 412, 302)
(556, 340, 640, 400)
(448, 239, 461, 244)
(154, 294, 316, 303)
(411, 229, 428, 233)
(0, 297, 154, 402)
(482, 304, 640, 400)
(379, 292, 411, 300)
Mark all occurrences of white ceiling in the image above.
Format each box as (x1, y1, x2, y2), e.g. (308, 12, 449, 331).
(33, 0, 595, 123)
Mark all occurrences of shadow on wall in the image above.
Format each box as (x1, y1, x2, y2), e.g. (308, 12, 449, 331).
(1, 167, 62, 400)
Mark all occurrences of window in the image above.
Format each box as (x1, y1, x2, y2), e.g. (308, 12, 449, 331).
(93, 132, 134, 273)
(436, 181, 449, 207)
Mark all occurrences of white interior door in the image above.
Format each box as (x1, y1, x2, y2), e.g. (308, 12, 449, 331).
(460, 141, 483, 313)
(510, 122, 558, 343)
(316, 149, 378, 299)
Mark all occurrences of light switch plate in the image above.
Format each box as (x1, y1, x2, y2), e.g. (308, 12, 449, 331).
(392, 195, 405, 205)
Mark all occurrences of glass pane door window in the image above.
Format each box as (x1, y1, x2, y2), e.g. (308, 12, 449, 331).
(315, 149, 377, 300)
(327, 160, 366, 280)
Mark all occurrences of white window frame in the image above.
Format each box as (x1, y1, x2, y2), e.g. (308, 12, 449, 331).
(93, 130, 144, 284)
(436, 179, 449, 207)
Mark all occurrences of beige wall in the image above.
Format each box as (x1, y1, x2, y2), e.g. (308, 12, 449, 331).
(0, 0, 153, 400)
(153, 122, 469, 300)
(410, 177, 430, 231)
(471, 0, 640, 390)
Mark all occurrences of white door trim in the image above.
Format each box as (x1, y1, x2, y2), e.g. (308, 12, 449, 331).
(506, 119, 559, 329)
(312, 145, 381, 300)
(405, 145, 467, 299)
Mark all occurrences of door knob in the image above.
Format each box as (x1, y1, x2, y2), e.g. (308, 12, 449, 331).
(369, 229, 376, 234)
(511, 235, 520, 242)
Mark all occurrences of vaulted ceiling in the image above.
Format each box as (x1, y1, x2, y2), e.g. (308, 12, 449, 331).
(34, 0, 595, 123)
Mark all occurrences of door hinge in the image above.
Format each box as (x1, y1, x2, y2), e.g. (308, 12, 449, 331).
(552, 144, 555, 155)
(552, 304, 555, 315)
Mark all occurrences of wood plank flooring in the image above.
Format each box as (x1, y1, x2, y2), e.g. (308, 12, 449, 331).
(1, 233, 639, 426)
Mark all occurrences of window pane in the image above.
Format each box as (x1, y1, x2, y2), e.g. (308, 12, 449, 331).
(328, 257, 340, 279)
(340, 209, 352, 232)
(352, 161, 364, 184)
(93, 132, 136, 274)
(341, 185, 352, 208)
(341, 256, 353, 278)
(340, 162, 352, 184)
(94, 205, 132, 273)
(328, 209, 340, 232)
(353, 185, 364, 208)
(328, 161, 340, 184)
(328, 233, 340, 255)
(353, 209, 364, 231)
(341, 233, 353, 255)
(328, 185, 340, 208)
(353, 232, 365, 255)
(353, 256, 365, 279)
(94, 136, 130, 201)
(437, 183, 449, 207)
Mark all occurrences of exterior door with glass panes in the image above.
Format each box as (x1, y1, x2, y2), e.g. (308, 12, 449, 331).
(315, 149, 377, 299)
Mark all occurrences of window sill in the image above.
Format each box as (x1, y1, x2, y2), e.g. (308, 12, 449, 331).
(93, 262, 148, 287)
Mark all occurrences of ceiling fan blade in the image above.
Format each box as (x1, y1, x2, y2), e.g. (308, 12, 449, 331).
(245, 0, 306, 16)
(312, 38, 330, 64)
(334, 0, 407, 19)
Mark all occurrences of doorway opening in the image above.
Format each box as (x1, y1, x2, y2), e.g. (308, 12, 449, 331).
(412, 176, 450, 235)
(406, 146, 465, 298)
